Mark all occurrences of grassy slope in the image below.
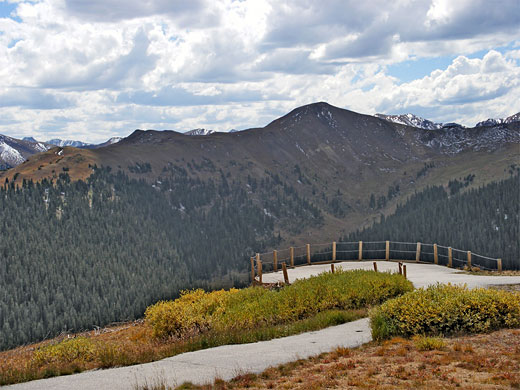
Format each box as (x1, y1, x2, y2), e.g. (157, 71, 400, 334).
(169, 328, 520, 390)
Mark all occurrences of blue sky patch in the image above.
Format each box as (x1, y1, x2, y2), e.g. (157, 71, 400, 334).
(0, 1, 18, 19)
(386, 56, 456, 84)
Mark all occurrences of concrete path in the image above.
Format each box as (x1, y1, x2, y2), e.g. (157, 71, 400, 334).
(263, 261, 520, 289)
(6, 318, 372, 390)
(7, 262, 519, 390)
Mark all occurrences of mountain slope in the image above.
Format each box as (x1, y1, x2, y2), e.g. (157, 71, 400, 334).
(1, 102, 519, 243)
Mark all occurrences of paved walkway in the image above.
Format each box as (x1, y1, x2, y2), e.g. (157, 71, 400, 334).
(262, 261, 520, 289)
(7, 262, 519, 390)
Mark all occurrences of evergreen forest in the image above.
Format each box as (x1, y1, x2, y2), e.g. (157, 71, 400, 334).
(346, 173, 519, 270)
(0, 164, 322, 351)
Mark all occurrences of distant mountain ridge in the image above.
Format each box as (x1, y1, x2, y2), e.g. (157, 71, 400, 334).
(2, 104, 519, 173)
(476, 112, 520, 127)
(46, 137, 123, 149)
(0, 135, 123, 170)
(376, 111, 520, 130)
(184, 128, 215, 136)
(375, 113, 444, 130)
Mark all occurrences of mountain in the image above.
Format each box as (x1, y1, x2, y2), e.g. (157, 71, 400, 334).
(0, 134, 49, 170)
(184, 128, 215, 136)
(1, 101, 519, 351)
(476, 112, 520, 127)
(375, 113, 443, 130)
(45, 137, 123, 149)
(0, 135, 124, 170)
(46, 139, 92, 148)
(2, 102, 518, 243)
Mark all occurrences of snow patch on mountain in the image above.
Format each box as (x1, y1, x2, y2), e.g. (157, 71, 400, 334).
(184, 128, 215, 136)
(0, 141, 25, 166)
(476, 112, 520, 127)
(46, 139, 92, 148)
(415, 124, 520, 154)
(106, 137, 123, 144)
(375, 113, 443, 130)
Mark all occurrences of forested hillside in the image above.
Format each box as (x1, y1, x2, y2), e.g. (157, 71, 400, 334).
(345, 172, 520, 270)
(0, 165, 322, 351)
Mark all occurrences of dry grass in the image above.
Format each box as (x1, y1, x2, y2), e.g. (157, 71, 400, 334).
(462, 267, 520, 276)
(491, 284, 520, 292)
(174, 328, 520, 390)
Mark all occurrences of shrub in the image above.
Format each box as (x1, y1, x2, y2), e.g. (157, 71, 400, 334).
(146, 270, 412, 339)
(145, 288, 239, 339)
(413, 336, 446, 351)
(370, 284, 520, 340)
(33, 337, 96, 365)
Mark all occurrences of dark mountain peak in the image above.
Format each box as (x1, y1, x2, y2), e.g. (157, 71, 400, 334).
(122, 129, 180, 145)
(288, 101, 344, 117)
(268, 102, 356, 132)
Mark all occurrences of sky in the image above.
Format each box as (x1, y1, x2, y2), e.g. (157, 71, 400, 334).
(0, 0, 519, 143)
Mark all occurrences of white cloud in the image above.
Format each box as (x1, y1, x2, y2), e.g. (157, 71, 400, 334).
(0, 0, 519, 142)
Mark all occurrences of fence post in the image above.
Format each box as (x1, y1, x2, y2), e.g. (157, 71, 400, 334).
(416, 242, 421, 263)
(467, 251, 472, 268)
(497, 258, 502, 272)
(256, 253, 262, 284)
(282, 262, 289, 284)
(250, 257, 255, 282)
(306, 244, 311, 265)
(403, 264, 407, 279)
(398, 262, 402, 275)
(358, 241, 363, 261)
(332, 241, 336, 262)
(373, 262, 378, 272)
(385, 241, 390, 261)
(448, 247, 452, 268)
(290, 247, 294, 267)
(331, 263, 335, 273)
(434, 244, 438, 265)
(273, 250, 278, 272)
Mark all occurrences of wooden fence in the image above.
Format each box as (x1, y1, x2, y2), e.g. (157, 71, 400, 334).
(250, 240, 503, 282)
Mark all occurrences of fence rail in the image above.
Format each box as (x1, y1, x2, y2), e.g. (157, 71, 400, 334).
(250, 240, 503, 282)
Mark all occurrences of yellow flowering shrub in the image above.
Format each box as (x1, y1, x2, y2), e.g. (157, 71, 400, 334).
(32, 337, 96, 365)
(145, 288, 239, 339)
(370, 284, 520, 340)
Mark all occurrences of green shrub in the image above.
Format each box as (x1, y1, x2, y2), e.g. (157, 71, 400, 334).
(370, 284, 520, 340)
(413, 335, 446, 351)
(146, 270, 412, 339)
(33, 337, 96, 365)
